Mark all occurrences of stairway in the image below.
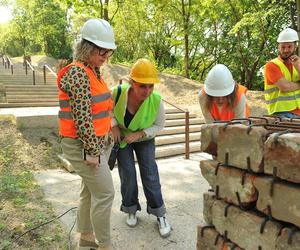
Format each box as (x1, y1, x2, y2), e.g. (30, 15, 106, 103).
(0, 61, 58, 107)
(155, 107, 203, 158)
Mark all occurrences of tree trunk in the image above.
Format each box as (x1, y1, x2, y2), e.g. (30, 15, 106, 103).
(181, 0, 190, 78)
(104, 0, 109, 21)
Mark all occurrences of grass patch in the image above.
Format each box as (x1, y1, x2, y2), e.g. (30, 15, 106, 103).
(0, 116, 68, 249)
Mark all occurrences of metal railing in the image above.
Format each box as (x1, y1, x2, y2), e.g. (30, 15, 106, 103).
(118, 79, 191, 159)
(2, 55, 13, 75)
(163, 99, 190, 159)
(43, 64, 57, 84)
(24, 60, 36, 85)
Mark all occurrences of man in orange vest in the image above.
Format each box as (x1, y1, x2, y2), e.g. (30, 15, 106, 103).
(264, 28, 300, 118)
(58, 19, 116, 250)
(199, 64, 249, 123)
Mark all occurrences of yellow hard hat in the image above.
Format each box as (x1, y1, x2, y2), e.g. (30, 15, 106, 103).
(130, 58, 160, 84)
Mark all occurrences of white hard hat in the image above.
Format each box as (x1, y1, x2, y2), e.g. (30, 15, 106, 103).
(81, 19, 116, 50)
(277, 28, 299, 43)
(204, 64, 235, 97)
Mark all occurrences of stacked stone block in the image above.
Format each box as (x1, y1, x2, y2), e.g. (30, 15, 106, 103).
(197, 118, 300, 250)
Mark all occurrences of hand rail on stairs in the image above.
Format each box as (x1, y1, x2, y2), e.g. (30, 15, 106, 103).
(43, 64, 57, 84)
(24, 60, 36, 85)
(2, 55, 14, 75)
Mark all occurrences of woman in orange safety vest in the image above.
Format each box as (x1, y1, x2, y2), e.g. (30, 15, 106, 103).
(199, 64, 250, 123)
(58, 19, 116, 250)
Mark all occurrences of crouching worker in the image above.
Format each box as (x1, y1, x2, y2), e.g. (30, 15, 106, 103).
(111, 58, 171, 237)
(58, 19, 116, 250)
(199, 64, 249, 123)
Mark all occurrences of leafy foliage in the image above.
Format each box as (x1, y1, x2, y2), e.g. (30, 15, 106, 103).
(0, 0, 72, 59)
(0, 0, 297, 89)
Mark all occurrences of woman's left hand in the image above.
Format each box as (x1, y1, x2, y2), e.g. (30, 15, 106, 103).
(112, 125, 121, 143)
(123, 131, 145, 144)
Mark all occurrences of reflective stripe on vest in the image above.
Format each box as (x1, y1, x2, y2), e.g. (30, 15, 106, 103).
(58, 61, 113, 138)
(112, 82, 161, 148)
(59, 92, 112, 109)
(58, 110, 110, 120)
(264, 58, 300, 114)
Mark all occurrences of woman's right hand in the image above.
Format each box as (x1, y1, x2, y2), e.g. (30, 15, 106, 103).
(112, 125, 121, 143)
(85, 154, 100, 168)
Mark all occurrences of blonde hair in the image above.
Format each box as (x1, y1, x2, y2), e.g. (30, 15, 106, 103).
(205, 83, 238, 111)
(73, 39, 97, 64)
(56, 59, 69, 72)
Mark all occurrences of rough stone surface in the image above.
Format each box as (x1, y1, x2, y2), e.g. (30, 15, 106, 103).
(250, 116, 279, 125)
(203, 191, 215, 225)
(211, 199, 282, 250)
(196, 225, 242, 250)
(217, 124, 267, 172)
(196, 225, 225, 250)
(201, 160, 257, 206)
(254, 176, 300, 228)
(264, 133, 300, 184)
(276, 227, 300, 250)
(201, 123, 223, 156)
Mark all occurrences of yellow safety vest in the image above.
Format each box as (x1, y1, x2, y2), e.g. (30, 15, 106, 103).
(264, 58, 300, 114)
(112, 83, 161, 148)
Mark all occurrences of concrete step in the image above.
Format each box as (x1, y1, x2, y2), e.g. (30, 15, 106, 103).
(165, 113, 196, 119)
(6, 89, 58, 93)
(165, 118, 203, 127)
(155, 141, 201, 158)
(158, 124, 202, 135)
(0, 102, 58, 108)
(0, 73, 55, 76)
(164, 107, 187, 114)
(1, 80, 56, 84)
(155, 131, 201, 146)
(5, 84, 58, 91)
(6, 94, 58, 99)
(0, 74, 52, 77)
(7, 98, 58, 103)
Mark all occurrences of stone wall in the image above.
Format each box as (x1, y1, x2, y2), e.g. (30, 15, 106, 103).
(197, 117, 300, 250)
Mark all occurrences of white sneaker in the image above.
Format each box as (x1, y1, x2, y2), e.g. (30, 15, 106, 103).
(126, 213, 137, 227)
(157, 216, 171, 237)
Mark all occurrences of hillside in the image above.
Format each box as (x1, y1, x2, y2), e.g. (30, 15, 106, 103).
(11, 55, 268, 118)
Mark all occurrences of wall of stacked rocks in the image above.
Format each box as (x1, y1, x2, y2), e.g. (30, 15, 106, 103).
(197, 117, 300, 250)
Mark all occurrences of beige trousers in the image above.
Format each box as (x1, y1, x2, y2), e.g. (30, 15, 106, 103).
(61, 137, 114, 247)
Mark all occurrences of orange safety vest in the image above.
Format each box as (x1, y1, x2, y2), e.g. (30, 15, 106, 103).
(202, 84, 250, 121)
(57, 61, 113, 138)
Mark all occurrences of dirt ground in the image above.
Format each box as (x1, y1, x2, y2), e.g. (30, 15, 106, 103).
(0, 116, 68, 250)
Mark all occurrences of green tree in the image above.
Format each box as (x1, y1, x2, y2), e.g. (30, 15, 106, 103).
(0, 0, 71, 59)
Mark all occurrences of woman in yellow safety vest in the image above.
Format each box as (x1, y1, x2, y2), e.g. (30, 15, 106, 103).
(199, 64, 249, 123)
(58, 19, 116, 250)
(111, 58, 171, 238)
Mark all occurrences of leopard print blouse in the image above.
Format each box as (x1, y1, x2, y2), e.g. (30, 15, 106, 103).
(60, 63, 112, 157)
